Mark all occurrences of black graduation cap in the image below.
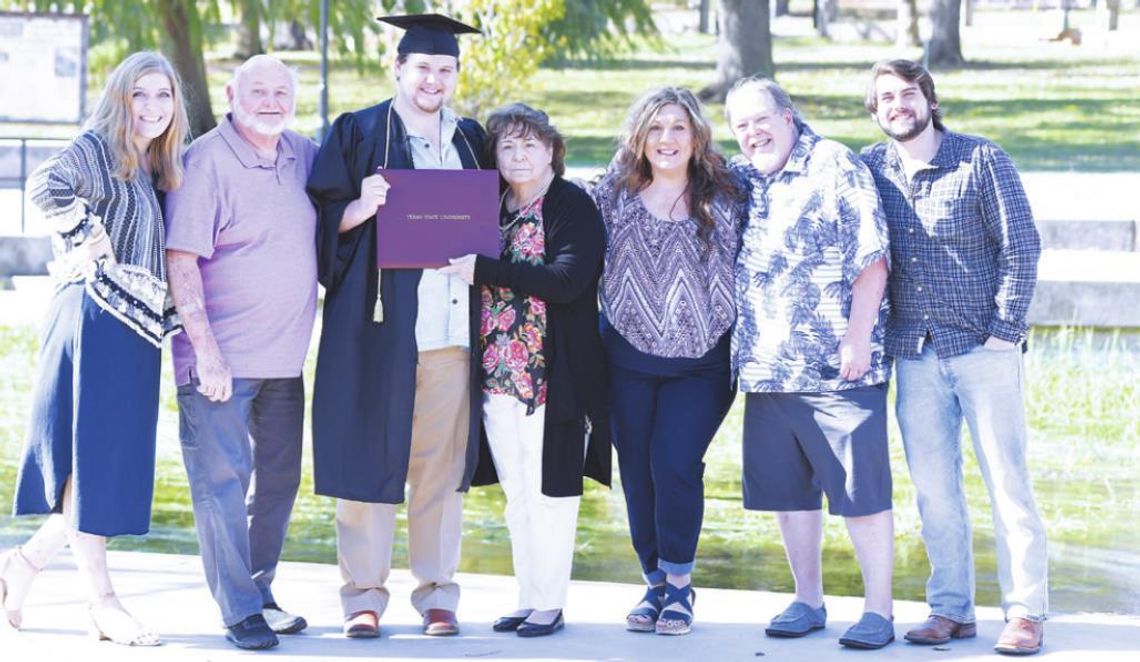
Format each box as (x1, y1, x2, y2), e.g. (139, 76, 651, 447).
(378, 13, 480, 58)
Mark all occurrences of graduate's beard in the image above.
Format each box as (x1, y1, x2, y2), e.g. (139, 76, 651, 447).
(410, 92, 445, 114)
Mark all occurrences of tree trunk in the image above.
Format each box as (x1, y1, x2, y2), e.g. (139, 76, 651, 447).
(1106, 0, 1121, 30)
(776, 0, 790, 17)
(926, 0, 965, 68)
(155, 0, 216, 138)
(816, 0, 837, 38)
(897, 0, 921, 47)
(700, 0, 773, 102)
(699, 0, 712, 34)
(235, 0, 264, 58)
(964, 0, 975, 27)
(287, 20, 313, 50)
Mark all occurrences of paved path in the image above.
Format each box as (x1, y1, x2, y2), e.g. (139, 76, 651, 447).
(1, 549, 1137, 661)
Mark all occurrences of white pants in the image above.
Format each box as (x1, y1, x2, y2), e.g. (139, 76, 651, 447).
(483, 393, 581, 610)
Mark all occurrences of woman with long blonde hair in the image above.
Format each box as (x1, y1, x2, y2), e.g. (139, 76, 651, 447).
(0, 50, 188, 646)
(593, 86, 744, 636)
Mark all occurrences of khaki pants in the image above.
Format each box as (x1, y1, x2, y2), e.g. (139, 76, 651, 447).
(336, 347, 470, 618)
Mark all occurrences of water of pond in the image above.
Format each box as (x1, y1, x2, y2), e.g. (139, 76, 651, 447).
(1, 327, 1137, 615)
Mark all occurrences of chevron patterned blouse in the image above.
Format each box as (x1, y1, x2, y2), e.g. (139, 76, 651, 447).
(593, 173, 743, 359)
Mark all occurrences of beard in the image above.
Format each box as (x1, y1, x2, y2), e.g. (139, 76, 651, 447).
(411, 92, 445, 114)
(233, 104, 291, 137)
(879, 108, 932, 142)
(875, 108, 930, 141)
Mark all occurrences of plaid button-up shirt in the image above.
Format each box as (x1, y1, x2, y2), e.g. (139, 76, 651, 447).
(861, 131, 1040, 359)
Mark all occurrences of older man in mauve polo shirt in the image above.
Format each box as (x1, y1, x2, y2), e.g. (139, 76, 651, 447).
(163, 54, 318, 651)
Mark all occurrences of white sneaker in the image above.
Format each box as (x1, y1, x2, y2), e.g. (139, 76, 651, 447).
(262, 603, 307, 634)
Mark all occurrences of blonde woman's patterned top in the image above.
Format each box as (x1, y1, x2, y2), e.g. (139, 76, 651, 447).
(28, 131, 179, 346)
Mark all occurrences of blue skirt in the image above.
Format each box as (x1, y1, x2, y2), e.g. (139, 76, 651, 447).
(12, 283, 161, 536)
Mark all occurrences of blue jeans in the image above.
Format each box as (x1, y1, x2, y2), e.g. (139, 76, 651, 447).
(178, 377, 304, 626)
(896, 343, 1048, 623)
(609, 361, 734, 577)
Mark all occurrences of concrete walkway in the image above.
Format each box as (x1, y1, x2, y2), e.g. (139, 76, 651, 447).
(1, 549, 1137, 661)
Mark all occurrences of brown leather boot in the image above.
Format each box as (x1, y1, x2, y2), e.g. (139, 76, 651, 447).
(904, 614, 977, 644)
(994, 617, 1043, 655)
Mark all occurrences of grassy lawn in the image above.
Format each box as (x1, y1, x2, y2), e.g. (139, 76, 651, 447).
(283, 19, 1140, 172)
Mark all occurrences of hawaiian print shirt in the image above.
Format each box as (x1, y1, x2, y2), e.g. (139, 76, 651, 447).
(732, 123, 891, 393)
(481, 196, 548, 412)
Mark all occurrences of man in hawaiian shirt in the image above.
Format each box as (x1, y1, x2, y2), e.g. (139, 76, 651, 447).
(861, 59, 1046, 656)
(726, 77, 895, 650)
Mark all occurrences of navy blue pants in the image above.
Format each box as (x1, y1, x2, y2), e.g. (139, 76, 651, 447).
(13, 284, 160, 536)
(609, 361, 735, 576)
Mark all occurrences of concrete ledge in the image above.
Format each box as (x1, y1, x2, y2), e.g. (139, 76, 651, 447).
(1, 549, 1137, 661)
(0, 235, 51, 276)
(1037, 219, 1137, 252)
(3, 240, 1139, 330)
(1030, 250, 1140, 327)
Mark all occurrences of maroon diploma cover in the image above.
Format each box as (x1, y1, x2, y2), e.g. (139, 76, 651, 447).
(376, 169, 501, 268)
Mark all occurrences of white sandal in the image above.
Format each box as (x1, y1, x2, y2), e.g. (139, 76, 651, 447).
(88, 600, 161, 647)
(1, 547, 41, 630)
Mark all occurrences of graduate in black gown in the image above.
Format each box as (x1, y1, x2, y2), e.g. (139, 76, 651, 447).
(305, 13, 491, 638)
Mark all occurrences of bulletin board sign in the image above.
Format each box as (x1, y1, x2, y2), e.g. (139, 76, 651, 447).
(0, 12, 88, 125)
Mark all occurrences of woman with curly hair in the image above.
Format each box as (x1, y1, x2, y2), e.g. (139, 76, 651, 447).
(1, 50, 188, 646)
(593, 87, 744, 636)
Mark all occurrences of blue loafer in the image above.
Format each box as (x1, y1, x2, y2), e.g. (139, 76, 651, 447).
(765, 601, 827, 638)
(839, 612, 896, 649)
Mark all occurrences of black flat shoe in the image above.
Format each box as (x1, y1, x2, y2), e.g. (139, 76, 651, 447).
(492, 614, 529, 632)
(517, 611, 564, 638)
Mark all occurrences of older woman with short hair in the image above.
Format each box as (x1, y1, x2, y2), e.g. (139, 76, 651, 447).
(443, 103, 610, 638)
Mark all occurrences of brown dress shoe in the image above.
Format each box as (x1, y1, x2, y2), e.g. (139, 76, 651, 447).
(422, 608, 459, 636)
(994, 617, 1043, 655)
(344, 610, 380, 638)
(904, 614, 977, 644)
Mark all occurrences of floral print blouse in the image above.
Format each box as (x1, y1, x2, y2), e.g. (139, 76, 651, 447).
(481, 195, 549, 412)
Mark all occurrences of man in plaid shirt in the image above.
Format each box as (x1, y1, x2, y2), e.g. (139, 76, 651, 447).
(861, 59, 1047, 656)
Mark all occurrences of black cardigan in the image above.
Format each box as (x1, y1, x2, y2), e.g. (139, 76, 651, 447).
(472, 176, 612, 496)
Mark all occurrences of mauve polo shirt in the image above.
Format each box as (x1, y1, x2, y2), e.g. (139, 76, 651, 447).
(164, 114, 319, 386)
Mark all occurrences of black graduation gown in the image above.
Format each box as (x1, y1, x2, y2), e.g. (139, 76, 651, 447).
(306, 99, 489, 503)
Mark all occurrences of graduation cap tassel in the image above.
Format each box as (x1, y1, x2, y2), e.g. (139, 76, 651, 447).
(372, 268, 384, 323)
